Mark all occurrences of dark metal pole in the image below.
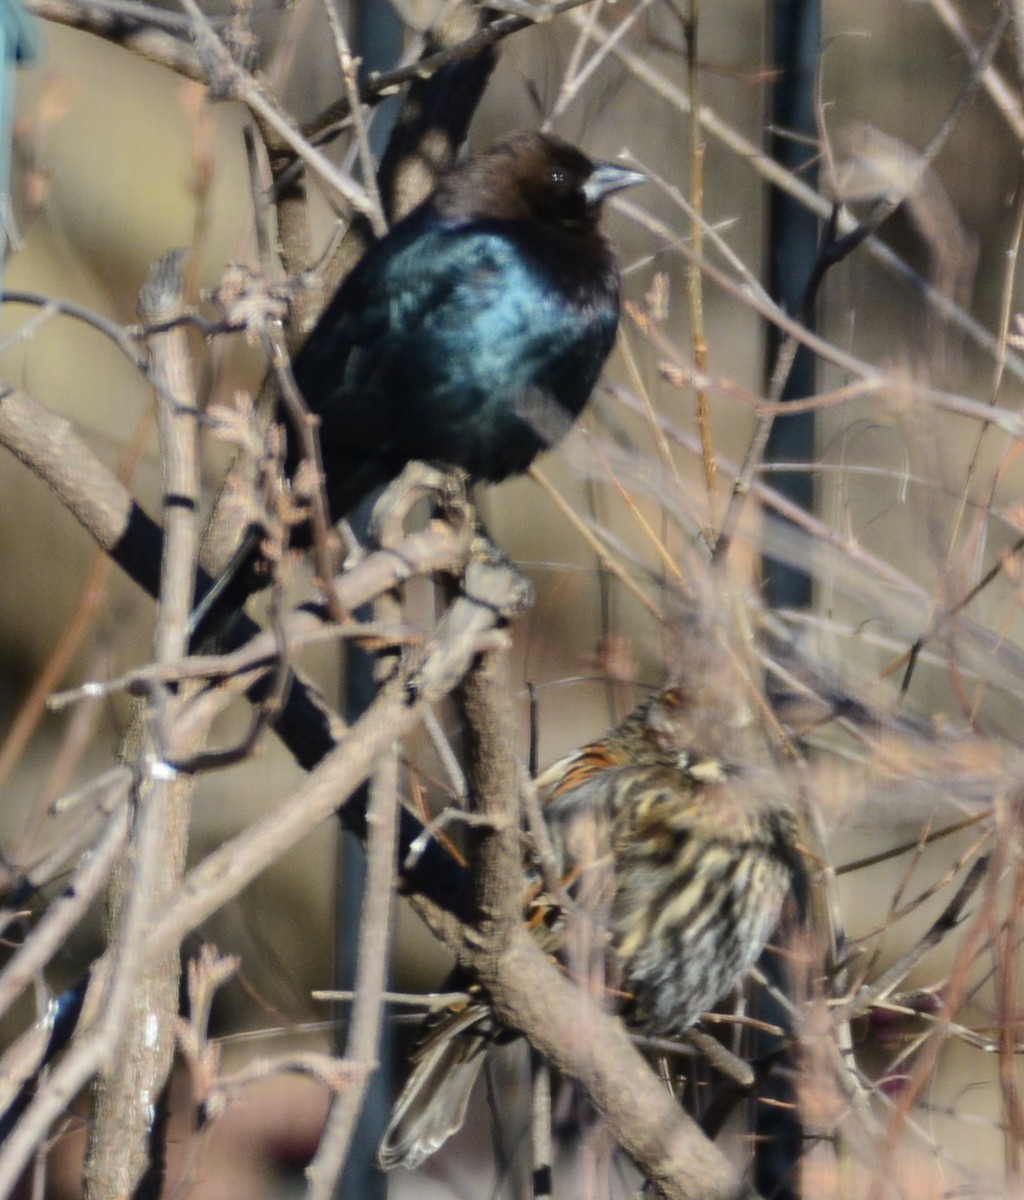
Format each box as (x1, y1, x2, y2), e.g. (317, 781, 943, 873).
(756, 4, 820, 1198)
(333, 6, 402, 1197)
(763, 0, 820, 611)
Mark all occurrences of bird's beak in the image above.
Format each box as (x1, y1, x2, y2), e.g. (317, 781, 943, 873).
(584, 161, 647, 206)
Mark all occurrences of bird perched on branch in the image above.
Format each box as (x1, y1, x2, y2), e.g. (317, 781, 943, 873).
(291, 131, 644, 515)
(377, 686, 803, 1170)
(191, 132, 645, 642)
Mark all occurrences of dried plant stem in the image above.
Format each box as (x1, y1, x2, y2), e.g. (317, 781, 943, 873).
(306, 746, 399, 1198)
(997, 851, 1024, 1186)
(528, 462, 668, 621)
(0, 806, 128, 1027)
(319, 0, 387, 238)
(575, 9, 1024, 383)
(683, 0, 716, 522)
(84, 253, 200, 1200)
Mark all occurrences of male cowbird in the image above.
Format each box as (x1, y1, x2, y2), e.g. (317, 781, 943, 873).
(377, 686, 802, 1170)
(191, 133, 644, 640)
(289, 131, 644, 519)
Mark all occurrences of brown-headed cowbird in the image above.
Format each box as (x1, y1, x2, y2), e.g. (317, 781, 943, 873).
(377, 686, 802, 1170)
(190, 132, 644, 641)
(289, 131, 644, 514)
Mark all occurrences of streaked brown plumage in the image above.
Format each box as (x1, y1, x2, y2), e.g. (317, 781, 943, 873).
(378, 686, 801, 1170)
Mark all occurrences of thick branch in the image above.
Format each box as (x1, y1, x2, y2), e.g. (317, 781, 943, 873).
(84, 250, 200, 1200)
(457, 633, 528, 950)
(28, 0, 206, 77)
(483, 928, 754, 1200)
(436, 617, 756, 1200)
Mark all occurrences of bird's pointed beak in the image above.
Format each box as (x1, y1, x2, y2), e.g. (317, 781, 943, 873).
(583, 161, 647, 206)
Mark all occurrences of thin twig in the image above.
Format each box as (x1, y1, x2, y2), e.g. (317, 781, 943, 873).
(682, 0, 716, 522)
(306, 743, 400, 1198)
(319, 0, 387, 238)
(0, 808, 128, 1026)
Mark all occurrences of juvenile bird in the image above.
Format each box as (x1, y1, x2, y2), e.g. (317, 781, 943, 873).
(377, 686, 802, 1170)
(191, 133, 644, 640)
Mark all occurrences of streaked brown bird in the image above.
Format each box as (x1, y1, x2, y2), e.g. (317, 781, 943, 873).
(378, 686, 802, 1170)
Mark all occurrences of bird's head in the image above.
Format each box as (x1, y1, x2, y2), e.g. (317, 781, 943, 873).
(435, 131, 645, 232)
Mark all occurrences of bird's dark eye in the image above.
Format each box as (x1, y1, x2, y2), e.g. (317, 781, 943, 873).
(535, 161, 588, 227)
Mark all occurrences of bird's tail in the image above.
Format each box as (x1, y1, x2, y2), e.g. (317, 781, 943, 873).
(377, 998, 498, 1171)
